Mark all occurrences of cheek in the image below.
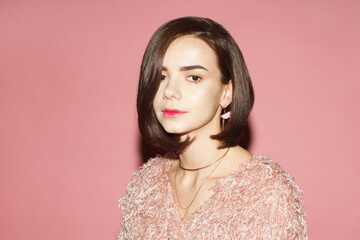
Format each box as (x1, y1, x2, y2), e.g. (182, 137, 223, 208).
(192, 86, 222, 109)
(153, 87, 163, 111)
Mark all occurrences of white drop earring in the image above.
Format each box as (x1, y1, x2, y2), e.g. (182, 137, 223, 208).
(221, 106, 231, 129)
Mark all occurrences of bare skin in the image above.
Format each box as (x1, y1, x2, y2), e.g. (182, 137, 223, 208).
(153, 36, 253, 222)
(168, 143, 253, 222)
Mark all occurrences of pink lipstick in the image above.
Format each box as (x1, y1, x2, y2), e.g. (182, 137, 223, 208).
(163, 109, 186, 117)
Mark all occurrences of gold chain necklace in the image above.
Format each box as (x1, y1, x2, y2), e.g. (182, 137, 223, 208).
(179, 147, 230, 171)
(174, 148, 230, 216)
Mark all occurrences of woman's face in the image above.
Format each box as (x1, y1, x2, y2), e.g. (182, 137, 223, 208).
(153, 35, 232, 139)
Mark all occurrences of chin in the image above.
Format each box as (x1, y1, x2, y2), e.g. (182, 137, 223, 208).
(161, 124, 190, 135)
(163, 127, 185, 135)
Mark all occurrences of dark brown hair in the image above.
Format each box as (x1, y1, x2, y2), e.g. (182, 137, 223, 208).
(137, 16, 254, 152)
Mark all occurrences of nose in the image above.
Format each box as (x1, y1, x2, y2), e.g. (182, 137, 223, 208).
(163, 77, 181, 100)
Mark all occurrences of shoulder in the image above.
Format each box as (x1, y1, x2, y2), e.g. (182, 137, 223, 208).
(230, 155, 307, 238)
(118, 154, 174, 208)
(118, 155, 176, 238)
(131, 155, 173, 180)
(124, 154, 175, 191)
(246, 155, 307, 237)
(245, 155, 301, 191)
(229, 154, 304, 208)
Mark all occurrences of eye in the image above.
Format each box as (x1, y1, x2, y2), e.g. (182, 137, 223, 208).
(187, 75, 201, 82)
(160, 74, 166, 80)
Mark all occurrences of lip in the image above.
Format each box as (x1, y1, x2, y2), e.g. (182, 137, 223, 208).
(162, 108, 187, 117)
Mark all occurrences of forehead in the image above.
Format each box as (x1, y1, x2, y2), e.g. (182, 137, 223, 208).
(163, 36, 218, 68)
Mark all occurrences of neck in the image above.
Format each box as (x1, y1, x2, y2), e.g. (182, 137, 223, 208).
(178, 135, 228, 177)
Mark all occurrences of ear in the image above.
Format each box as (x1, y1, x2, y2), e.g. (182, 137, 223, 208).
(220, 80, 233, 108)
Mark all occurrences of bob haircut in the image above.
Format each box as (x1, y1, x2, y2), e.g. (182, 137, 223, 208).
(137, 16, 254, 152)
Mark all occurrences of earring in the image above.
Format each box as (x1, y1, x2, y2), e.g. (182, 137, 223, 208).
(221, 107, 231, 129)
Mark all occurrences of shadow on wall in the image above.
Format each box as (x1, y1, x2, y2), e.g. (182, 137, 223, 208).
(139, 120, 253, 164)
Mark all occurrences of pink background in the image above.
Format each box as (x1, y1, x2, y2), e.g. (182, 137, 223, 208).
(1, 0, 359, 239)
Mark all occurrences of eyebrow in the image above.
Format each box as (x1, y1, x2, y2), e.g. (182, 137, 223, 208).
(161, 65, 208, 72)
(180, 65, 208, 71)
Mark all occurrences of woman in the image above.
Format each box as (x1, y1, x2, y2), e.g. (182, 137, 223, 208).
(118, 17, 307, 239)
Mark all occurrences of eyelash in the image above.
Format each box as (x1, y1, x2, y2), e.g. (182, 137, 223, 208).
(187, 75, 201, 83)
(160, 74, 202, 83)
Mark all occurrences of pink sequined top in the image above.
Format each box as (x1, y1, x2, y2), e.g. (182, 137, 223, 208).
(118, 155, 307, 239)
